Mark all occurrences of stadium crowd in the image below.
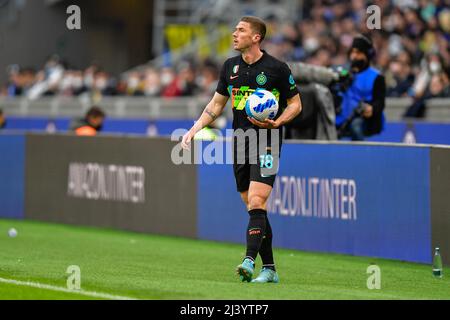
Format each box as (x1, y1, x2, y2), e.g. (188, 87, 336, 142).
(1, 0, 449, 116)
(1, 56, 220, 100)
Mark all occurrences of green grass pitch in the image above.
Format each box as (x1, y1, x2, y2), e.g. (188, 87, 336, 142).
(0, 219, 449, 300)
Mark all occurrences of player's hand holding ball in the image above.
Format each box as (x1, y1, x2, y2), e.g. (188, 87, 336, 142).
(247, 117, 280, 129)
(245, 89, 280, 128)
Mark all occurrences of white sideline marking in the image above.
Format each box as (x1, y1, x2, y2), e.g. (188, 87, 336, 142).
(0, 277, 138, 300)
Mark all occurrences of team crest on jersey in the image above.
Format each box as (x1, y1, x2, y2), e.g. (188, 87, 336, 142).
(256, 72, 267, 85)
(233, 65, 239, 74)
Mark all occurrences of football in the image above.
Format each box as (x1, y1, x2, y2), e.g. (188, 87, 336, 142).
(245, 89, 279, 122)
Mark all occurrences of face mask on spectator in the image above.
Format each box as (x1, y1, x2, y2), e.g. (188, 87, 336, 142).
(72, 77, 83, 89)
(304, 37, 319, 53)
(84, 74, 94, 88)
(350, 58, 368, 71)
(128, 77, 140, 90)
(161, 72, 174, 86)
(95, 78, 108, 91)
(429, 61, 441, 74)
(60, 75, 73, 91)
(144, 86, 159, 96)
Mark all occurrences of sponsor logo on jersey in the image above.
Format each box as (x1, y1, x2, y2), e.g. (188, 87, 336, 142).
(229, 86, 280, 110)
(233, 65, 239, 74)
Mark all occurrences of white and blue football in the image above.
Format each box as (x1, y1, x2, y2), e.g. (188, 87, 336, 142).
(245, 89, 279, 122)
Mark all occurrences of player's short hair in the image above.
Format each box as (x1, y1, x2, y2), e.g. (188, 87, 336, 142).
(240, 16, 266, 43)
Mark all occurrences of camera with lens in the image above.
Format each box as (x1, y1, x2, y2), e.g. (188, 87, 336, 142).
(287, 62, 353, 116)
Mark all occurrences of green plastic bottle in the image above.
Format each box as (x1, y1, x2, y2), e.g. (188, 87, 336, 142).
(433, 247, 443, 278)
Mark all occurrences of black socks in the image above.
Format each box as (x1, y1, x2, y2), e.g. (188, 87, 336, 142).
(245, 209, 267, 261)
(259, 215, 276, 271)
(245, 209, 276, 271)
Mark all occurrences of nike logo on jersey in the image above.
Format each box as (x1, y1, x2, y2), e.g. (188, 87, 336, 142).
(230, 75, 239, 80)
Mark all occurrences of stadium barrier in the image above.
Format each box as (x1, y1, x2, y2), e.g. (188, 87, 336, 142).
(24, 133, 197, 238)
(2, 117, 450, 145)
(0, 134, 25, 219)
(1, 96, 450, 122)
(197, 140, 450, 266)
(0, 133, 449, 265)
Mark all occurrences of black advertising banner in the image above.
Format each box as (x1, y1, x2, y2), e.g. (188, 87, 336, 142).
(25, 134, 197, 238)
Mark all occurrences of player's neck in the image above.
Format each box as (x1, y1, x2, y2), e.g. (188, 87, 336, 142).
(241, 47, 263, 65)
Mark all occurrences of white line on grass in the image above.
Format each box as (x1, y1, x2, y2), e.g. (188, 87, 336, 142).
(0, 277, 138, 300)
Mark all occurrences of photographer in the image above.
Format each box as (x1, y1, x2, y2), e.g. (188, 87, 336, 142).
(335, 34, 386, 141)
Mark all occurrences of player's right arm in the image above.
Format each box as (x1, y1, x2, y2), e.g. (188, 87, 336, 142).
(181, 92, 229, 149)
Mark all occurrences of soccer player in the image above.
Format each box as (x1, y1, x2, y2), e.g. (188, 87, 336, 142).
(182, 16, 302, 283)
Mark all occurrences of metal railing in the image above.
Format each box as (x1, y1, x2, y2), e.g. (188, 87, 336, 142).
(1, 96, 449, 122)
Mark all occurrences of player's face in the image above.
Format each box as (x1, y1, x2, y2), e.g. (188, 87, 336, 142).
(232, 21, 259, 51)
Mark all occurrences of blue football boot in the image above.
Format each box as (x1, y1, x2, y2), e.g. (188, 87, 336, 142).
(251, 267, 279, 283)
(236, 258, 255, 282)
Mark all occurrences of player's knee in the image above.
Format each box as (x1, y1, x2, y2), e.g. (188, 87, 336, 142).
(248, 195, 266, 210)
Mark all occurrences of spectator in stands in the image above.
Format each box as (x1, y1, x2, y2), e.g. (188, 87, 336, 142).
(1, 0, 449, 106)
(404, 52, 449, 117)
(71, 71, 86, 96)
(0, 108, 6, 130)
(27, 55, 65, 100)
(428, 73, 450, 98)
(142, 68, 162, 97)
(386, 52, 415, 97)
(411, 53, 448, 99)
(5, 65, 36, 97)
(197, 61, 219, 97)
(405, 71, 450, 118)
(70, 106, 106, 136)
(178, 62, 199, 96)
(82, 65, 98, 92)
(162, 62, 198, 97)
(125, 71, 143, 96)
(5, 65, 21, 97)
(93, 70, 117, 96)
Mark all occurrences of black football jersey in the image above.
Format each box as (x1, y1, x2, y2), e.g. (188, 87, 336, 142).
(216, 50, 299, 131)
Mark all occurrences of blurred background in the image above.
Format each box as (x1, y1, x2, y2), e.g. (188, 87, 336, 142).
(0, 0, 449, 143)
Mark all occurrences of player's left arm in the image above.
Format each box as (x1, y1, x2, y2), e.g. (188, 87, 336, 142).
(273, 93, 302, 126)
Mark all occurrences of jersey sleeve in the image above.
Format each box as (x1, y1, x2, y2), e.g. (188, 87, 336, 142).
(278, 62, 299, 100)
(215, 61, 230, 97)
